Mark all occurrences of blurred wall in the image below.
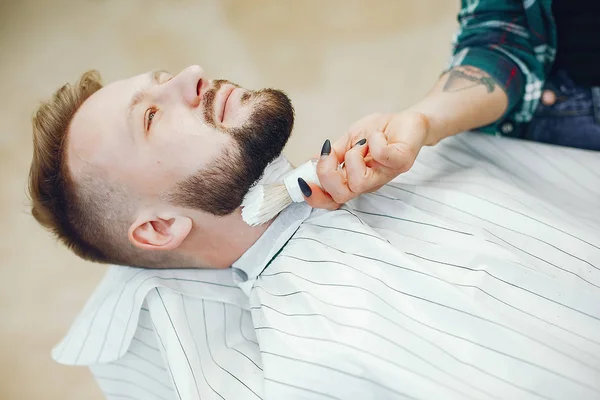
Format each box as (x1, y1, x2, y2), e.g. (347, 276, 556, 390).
(0, 1, 459, 398)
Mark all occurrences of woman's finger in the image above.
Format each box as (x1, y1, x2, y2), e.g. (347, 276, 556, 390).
(329, 113, 390, 161)
(331, 135, 355, 164)
(367, 130, 415, 173)
(300, 181, 342, 211)
(344, 138, 378, 194)
(316, 141, 355, 204)
(374, 112, 428, 171)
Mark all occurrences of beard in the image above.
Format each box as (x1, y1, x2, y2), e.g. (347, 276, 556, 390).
(169, 81, 295, 216)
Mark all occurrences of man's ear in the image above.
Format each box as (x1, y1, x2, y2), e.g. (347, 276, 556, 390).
(128, 213, 193, 251)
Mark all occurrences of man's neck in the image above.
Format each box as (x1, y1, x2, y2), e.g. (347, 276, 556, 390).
(179, 155, 294, 269)
(182, 208, 275, 269)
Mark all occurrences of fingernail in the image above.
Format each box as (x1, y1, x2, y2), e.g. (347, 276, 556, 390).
(354, 138, 367, 147)
(298, 178, 312, 198)
(320, 139, 331, 156)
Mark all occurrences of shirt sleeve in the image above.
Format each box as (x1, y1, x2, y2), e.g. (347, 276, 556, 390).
(448, 0, 547, 133)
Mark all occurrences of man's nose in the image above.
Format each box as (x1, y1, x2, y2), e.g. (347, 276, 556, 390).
(167, 65, 206, 107)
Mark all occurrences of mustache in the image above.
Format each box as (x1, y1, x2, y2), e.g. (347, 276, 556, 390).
(169, 87, 294, 216)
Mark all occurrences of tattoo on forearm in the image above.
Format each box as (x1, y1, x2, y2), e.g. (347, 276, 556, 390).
(443, 66, 496, 93)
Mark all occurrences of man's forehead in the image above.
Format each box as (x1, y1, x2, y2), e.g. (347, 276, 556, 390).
(77, 68, 162, 108)
(67, 71, 152, 172)
(97, 70, 153, 100)
(74, 69, 167, 119)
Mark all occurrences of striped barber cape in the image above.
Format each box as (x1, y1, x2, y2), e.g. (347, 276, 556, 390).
(53, 132, 600, 400)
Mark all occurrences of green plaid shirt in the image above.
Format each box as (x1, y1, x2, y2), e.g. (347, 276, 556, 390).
(449, 0, 555, 135)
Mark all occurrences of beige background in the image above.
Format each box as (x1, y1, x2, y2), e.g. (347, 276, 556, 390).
(0, 1, 458, 398)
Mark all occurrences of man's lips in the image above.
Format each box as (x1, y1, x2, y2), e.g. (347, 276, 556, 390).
(216, 85, 236, 123)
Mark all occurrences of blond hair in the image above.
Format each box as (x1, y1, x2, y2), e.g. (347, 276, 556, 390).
(28, 71, 181, 268)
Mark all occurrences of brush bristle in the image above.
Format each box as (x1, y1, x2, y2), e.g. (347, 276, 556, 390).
(241, 183, 292, 226)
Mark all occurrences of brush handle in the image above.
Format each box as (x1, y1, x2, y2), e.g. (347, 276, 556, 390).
(282, 160, 322, 202)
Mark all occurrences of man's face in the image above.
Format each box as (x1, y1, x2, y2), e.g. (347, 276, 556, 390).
(68, 65, 294, 216)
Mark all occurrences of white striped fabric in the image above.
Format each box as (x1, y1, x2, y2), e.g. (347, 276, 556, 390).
(53, 132, 600, 400)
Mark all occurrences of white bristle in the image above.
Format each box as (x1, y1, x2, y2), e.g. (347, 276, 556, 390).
(241, 160, 322, 227)
(241, 183, 292, 226)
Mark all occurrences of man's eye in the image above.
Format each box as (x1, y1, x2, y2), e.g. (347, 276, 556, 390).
(145, 108, 157, 130)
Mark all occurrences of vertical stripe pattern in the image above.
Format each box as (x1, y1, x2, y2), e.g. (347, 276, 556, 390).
(54, 132, 600, 399)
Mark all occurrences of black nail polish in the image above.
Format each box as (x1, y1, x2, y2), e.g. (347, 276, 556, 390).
(321, 139, 331, 156)
(298, 178, 312, 198)
(354, 138, 367, 146)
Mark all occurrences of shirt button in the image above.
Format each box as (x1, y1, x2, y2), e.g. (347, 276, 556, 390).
(501, 122, 514, 134)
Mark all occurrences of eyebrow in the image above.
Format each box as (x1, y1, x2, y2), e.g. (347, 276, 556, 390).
(127, 69, 169, 118)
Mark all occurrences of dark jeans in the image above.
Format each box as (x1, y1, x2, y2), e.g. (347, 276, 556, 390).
(519, 70, 600, 151)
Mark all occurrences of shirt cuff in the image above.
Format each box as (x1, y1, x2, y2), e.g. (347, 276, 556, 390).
(449, 46, 525, 129)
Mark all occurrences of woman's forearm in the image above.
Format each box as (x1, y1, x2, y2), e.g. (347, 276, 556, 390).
(409, 65, 509, 145)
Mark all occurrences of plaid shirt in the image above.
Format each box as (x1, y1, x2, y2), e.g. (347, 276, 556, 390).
(448, 0, 555, 135)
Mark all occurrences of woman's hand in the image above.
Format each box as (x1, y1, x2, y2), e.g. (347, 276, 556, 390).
(300, 110, 430, 210)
